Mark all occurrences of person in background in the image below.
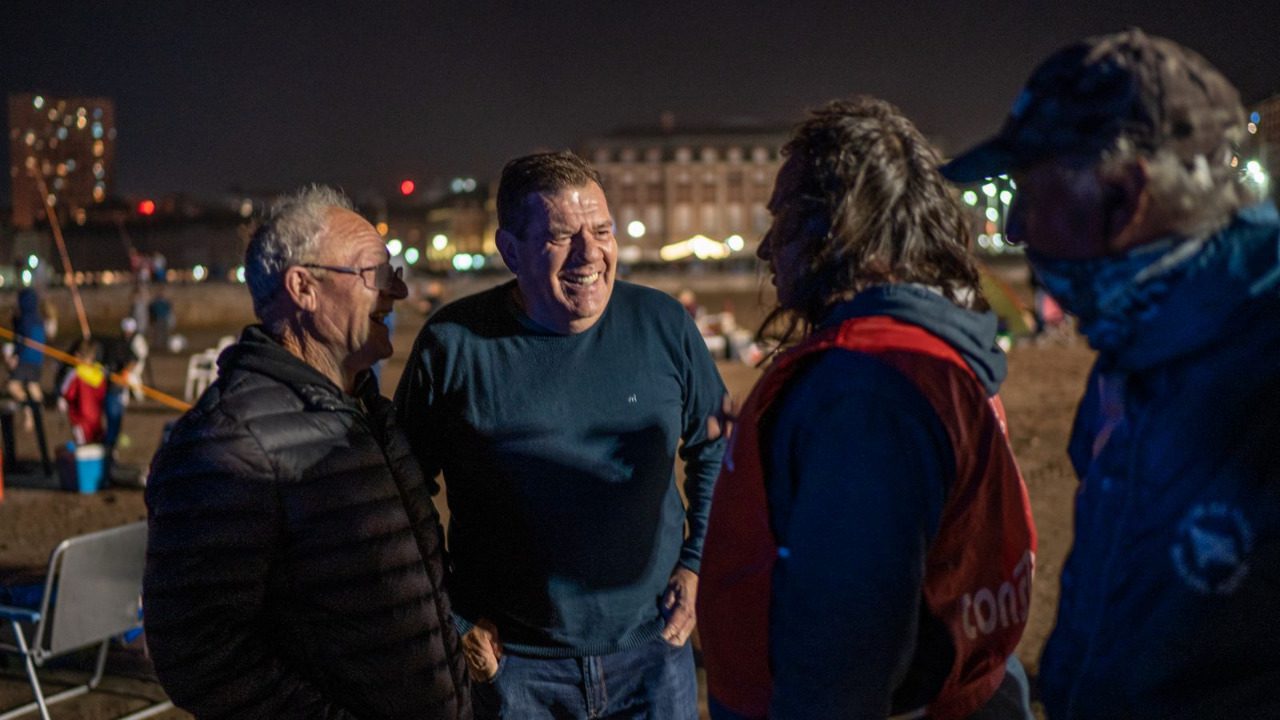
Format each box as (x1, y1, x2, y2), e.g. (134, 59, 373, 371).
(941, 29, 1280, 718)
(7, 287, 47, 431)
(147, 288, 174, 353)
(699, 97, 1036, 719)
(59, 339, 107, 445)
(121, 316, 149, 400)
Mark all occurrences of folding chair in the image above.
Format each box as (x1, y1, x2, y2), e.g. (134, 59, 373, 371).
(0, 522, 173, 720)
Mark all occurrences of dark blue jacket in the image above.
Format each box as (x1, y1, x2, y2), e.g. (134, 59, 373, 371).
(13, 288, 46, 369)
(1040, 202, 1280, 718)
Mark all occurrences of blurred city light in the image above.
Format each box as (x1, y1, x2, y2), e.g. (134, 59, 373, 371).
(1245, 159, 1270, 195)
(138, 199, 156, 216)
(235, 266, 246, 283)
(1251, 111, 1261, 123)
(726, 234, 745, 252)
(376, 222, 389, 236)
(404, 247, 420, 265)
(627, 220, 646, 238)
(400, 179, 415, 196)
(661, 235, 731, 262)
(27, 255, 38, 270)
(453, 254, 474, 271)
(387, 238, 403, 257)
(982, 183, 997, 198)
(450, 177, 478, 193)
(618, 245, 643, 264)
(985, 207, 1000, 222)
(1248, 122, 1258, 135)
(21, 270, 32, 287)
(33, 96, 44, 109)
(432, 234, 448, 250)
(193, 265, 207, 281)
(963, 191, 978, 206)
(472, 254, 486, 269)
(999, 190, 1013, 205)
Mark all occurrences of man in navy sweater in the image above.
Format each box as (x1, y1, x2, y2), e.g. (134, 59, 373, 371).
(395, 151, 726, 719)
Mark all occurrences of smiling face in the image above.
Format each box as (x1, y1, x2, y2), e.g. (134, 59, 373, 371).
(499, 182, 617, 334)
(309, 207, 407, 376)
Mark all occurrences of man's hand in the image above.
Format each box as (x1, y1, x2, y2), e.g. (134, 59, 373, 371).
(462, 618, 502, 683)
(661, 566, 698, 646)
(706, 393, 737, 442)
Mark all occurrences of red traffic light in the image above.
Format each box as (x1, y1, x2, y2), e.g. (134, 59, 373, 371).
(400, 179, 415, 196)
(137, 199, 156, 216)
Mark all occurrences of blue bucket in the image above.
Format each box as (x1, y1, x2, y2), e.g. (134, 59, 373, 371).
(57, 443, 106, 494)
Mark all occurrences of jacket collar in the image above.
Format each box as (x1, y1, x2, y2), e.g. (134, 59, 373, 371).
(1107, 201, 1280, 372)
(218, 325, 372, 412)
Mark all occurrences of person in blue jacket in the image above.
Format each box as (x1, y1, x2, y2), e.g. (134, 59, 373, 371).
(7, 287, 47, 431)
(943, 29, 1280, 718)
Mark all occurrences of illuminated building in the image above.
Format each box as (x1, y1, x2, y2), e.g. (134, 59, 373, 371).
(580, 122, 788, 262)
(7, 93, 117, 229)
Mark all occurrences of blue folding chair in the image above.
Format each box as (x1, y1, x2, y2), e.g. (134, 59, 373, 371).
(0, 521, 173, 720)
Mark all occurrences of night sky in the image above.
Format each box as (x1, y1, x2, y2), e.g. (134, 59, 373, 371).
(4, 1, 1278, 202)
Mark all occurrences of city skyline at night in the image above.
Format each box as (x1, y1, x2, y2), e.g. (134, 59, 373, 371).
(4, 1, 1279, 203)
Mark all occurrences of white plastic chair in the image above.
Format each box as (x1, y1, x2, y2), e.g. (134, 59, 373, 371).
(183, 349, 218, 402)
(0, 522, 174, 720)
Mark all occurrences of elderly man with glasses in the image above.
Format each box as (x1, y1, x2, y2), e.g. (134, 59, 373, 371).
(143, 186, 471, 720)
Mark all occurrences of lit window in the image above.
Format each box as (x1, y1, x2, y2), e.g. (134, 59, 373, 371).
(93, 141, 104, 157)
(92, 186, 105, 202)
(76, 116, 88, 130)
(56, 127, 68, 140)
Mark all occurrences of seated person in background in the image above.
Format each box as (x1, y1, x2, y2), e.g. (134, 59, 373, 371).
(59, 339, 107, 445)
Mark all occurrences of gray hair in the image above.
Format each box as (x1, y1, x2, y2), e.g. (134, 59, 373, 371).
(245, 185, 353, 325)
(1098, 134, 1257, 240)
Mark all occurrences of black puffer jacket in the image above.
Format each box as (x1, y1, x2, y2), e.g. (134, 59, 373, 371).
(144, 326, 470, 720)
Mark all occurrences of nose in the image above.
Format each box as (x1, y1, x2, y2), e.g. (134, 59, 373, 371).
(572, 228, 607, 262)
(1005, 196, 1027, 247)
(756, 229, 774, 261)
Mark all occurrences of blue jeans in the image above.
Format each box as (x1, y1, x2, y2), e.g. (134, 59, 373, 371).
(474, 637, 697, 720)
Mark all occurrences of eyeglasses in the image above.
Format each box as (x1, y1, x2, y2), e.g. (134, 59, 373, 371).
(300, 262, 404, 292)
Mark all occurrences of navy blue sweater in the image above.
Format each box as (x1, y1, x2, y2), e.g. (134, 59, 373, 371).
(395, 280, 726, 657)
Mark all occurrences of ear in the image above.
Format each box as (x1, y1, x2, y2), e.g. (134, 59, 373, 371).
(1102, 157, 1152, 251)
(496, 228, 520, 275)
(282, 265, 320, 312)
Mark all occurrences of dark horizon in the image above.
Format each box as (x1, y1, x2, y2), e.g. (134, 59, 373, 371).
(4, 1, 1279, 204)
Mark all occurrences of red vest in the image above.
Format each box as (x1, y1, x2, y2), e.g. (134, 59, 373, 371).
(698, 315, 1036, 719)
